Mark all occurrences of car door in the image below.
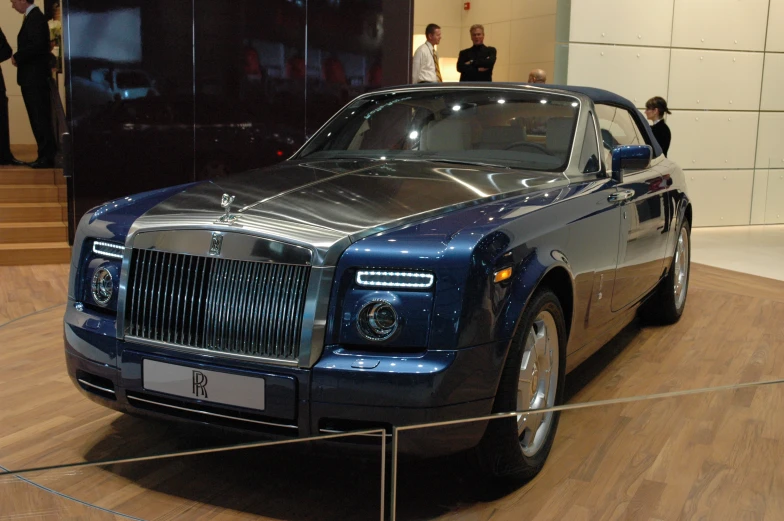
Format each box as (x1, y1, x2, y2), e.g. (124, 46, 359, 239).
(595, 105, 668, 312)
(561, 110, 623, 357)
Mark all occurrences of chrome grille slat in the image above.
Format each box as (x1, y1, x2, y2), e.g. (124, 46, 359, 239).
(279, 266, 295, 357)
(204, 258, 220, 349)
(177, 255, 193, 345)
(191, 256, 205, 346)
(144, 250, 158, 337)
(220, 260, 236, 352)
(167, 254, 180, 344)
(236, 262, 254, 354)
(259, 265, 275, 353)
(126, 250, 309, 362)
(249, 264, 268, 353)
(244, 263, 258, 353)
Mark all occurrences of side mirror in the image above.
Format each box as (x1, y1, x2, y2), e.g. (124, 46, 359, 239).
(611, 145, 652, 182)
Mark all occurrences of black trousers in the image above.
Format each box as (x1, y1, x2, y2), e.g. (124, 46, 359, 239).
(21, 83, 55, 162)
(0, 91, 12, 159)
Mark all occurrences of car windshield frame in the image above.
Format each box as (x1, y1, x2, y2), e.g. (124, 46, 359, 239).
(295, 87, 581, 172)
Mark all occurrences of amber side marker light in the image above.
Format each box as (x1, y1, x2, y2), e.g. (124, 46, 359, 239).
(494, 267, 513, 283)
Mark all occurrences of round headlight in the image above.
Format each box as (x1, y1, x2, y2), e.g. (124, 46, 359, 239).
(357, 301, 399, 341)
(91, 267, 114, 306)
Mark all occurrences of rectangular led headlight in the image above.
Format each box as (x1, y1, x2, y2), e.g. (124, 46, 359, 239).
(356, 270, 434, 289)
(93, 240, 125, 260)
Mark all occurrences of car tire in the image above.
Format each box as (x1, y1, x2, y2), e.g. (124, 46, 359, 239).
(644, 219, 691, 325)
(471, 288, 567, 488)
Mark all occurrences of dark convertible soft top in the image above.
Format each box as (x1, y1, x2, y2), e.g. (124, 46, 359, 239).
(545, 84, 663, 157)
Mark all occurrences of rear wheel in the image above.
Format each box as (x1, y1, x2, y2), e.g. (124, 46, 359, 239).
(644, 220, 690, 325)
(472, 288, 567, 486)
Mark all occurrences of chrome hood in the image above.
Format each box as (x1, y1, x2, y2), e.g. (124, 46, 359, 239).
(129, 159, 567, 265)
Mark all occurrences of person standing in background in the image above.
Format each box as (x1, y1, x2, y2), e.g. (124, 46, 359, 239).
(0, 26, 23, 165)
(528, 68, 546, 83)
(645, 96, 672, 157)
(457, 25, 496, 82)
(10, 0, 56, 168)
(411, 23, 442, 84)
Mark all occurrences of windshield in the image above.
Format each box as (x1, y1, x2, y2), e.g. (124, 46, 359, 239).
(297, 89, 580, 171)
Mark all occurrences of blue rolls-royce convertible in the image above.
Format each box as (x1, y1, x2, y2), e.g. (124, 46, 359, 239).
(65, 83, 691, 485)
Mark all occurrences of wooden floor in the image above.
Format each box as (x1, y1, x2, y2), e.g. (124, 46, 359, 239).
(0, 263, 783, 520)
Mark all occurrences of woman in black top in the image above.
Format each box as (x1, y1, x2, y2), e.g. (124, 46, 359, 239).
(645, 96, 672, 156)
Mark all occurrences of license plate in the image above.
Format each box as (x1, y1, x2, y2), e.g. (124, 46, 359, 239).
(142, 359, 265, 411)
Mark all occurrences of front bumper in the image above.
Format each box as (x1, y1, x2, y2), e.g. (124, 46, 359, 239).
(64, 302, 508, 457)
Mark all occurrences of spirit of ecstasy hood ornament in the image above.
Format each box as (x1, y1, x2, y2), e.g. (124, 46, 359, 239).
(217, 193, 240, 224)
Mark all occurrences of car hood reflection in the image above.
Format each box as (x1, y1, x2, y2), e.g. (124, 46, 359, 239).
(135, 158, 567, 257)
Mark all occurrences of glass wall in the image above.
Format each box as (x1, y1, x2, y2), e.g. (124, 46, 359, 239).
(63, 0, 412, 232)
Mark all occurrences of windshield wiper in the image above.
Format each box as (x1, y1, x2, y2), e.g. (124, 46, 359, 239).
(411, 158, 514, 170)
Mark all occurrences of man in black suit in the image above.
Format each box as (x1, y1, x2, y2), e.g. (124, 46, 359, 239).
(457, 24, 496, 82)
(10, 0, 55, 168)
(0, 27, 23, 165)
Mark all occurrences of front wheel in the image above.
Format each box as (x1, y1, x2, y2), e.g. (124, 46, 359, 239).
(471, 288, 567, 487)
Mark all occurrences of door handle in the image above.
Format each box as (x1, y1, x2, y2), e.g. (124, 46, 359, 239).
(608, 189, 635, 202)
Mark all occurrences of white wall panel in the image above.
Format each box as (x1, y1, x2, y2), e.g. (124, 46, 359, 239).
(436, 26, 462, 59)
(756, 112, 784, 168)
(684, 170, 753, 227)
(485, 21, 511, 68)
(668, 50, 763, 110)
(765, 170, 784, 224)
(672, 0, 768, 51)
(760, 54, 784, 111)
(566, 44, 669, 107)
(511, 0, 557, 20)
(460, 26, 472, 52)
(750, 170, 769, 225)
(415, 0, 463, 29)
(8, 95, 34, 145)
(509, 15, 556, 64)
(766, 0, 784, 52)
(492, 65, 510, 82)
(569, 0, 673, 47)
(461, 0, 511, 26)
(667, 111, 758, 169)
(0, 61, 21, 97)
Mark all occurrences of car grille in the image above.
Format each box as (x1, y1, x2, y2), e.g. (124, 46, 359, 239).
(124, 249, 310, 362)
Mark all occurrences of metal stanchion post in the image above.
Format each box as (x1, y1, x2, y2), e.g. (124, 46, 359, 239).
(390, 427, 399, 521)
(380, 429, 386, 521)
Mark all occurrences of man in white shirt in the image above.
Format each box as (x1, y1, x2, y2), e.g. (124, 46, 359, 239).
(411, 24, 442, 84)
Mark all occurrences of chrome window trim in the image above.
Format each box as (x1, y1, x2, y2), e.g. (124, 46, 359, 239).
(582, 110, 602, 175)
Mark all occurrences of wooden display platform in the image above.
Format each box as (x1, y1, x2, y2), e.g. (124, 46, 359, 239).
(0, 263, 783, 520)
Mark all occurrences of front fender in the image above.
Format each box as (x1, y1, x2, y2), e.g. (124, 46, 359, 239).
(499, 251, 574, 343)
(455, 233, 575, 351)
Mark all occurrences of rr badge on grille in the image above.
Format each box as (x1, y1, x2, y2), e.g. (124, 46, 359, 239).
(209, 232, 223, 256)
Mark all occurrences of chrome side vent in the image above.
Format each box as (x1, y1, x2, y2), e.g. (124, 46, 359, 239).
(125, 249, 310, 362)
